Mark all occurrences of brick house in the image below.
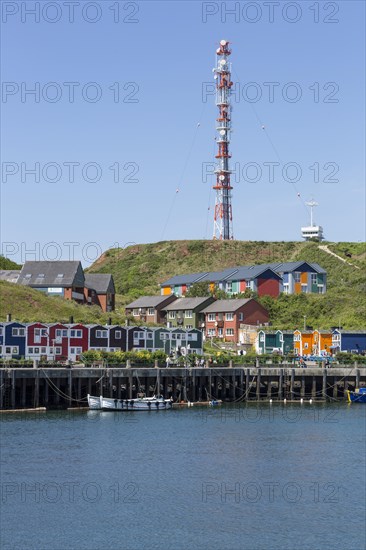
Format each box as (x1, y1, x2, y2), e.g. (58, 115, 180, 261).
(125, 295, 177, 324)
(84, 274, 115, 312)
(15, 261, 115, 312)
(202, 299, 269, 343)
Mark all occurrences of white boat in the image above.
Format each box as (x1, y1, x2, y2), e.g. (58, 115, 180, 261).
(87, 394, 173, 411)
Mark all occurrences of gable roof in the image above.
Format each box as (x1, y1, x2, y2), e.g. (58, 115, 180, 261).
(201, 299, 253, 313)
(17, 261, 84, 288)
(125, 295, 176, 308)
(160, 261, 326, 288)
(160, 272, 208, 287)
(85, 273, 115, 294)
(230, 265, 282, 280)
(161, 265, 282, 287)
(198, 267, 239, 283)
(163, 297, 214, 311)
(263, 261, 326, 274)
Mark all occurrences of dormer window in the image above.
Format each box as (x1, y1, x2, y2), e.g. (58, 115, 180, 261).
(38, 274, 45, 278)
(25, 274, 31, 279)
(56, 274, 64, 278)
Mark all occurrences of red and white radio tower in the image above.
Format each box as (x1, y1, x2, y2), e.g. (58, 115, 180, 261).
(212, 39, 234, 240)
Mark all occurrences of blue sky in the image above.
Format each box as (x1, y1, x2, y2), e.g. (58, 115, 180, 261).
(1, 0, 365, 265)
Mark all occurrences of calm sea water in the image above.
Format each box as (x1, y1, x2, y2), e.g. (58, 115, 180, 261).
(1, 403, 365, 550)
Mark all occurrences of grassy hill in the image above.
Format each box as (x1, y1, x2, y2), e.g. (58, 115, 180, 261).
(0, 281, 123, 324)
(88, 240, 366, 330)
(0, 256, 21, 270)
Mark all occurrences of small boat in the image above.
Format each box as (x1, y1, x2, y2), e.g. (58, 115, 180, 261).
(87, 394, 173, 411)
(347, 388, 366, 403)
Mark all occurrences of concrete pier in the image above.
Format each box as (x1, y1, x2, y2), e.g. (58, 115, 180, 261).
(0, 366, 365, 410)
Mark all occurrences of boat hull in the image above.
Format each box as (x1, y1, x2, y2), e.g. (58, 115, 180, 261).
(347, 390, 366, 403)
(87, 394, 172, 411)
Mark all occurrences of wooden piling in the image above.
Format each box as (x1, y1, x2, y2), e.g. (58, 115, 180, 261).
(256, 368, 261, 401)
(0, 366, 365, 410)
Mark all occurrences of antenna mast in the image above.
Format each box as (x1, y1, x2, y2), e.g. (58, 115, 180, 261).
(212, 39, 234, 240)
(305, 199, 319, 227)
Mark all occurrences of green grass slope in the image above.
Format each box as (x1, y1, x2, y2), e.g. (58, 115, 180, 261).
(0, 256, 21, 270)
(0, 281, 123, 324)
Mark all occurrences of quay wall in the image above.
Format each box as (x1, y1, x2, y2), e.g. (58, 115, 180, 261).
(0, 366, 365, 410)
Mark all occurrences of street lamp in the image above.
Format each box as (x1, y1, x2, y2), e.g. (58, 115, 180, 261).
(303, 315, 306, 331)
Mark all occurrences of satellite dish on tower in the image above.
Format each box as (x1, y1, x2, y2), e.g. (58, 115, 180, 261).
(220, 130, 226, 136)
(220, 40, 227, 46)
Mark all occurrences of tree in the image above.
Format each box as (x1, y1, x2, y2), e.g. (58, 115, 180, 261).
(185, 282, 211, 297)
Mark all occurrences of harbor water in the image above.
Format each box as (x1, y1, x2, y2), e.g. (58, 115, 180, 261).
(1, 403, 365, 550)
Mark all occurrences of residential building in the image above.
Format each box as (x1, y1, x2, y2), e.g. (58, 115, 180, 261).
(3, 322, 26, 358)
(153, 327, 203, 355)
(293, 329, 332, 356)
(160, 261, 326, 297)
(263, 261, 326, 294)
(195, 266, 281, 297)
(89, 324, 110, 351)
(0, 322, 204, 360)
(312, 330, 332, 355)
(68, 324, 89, 361)
(163, 297, 215, 329)
(108, 325, 127, 352)
(84, 274, 115, 312)
(48, 323, 69, 361)
(331, 330, 366, 354)
(14, 261, 115, 311)
(125, 295, 177, 324)
(202, 299, 269, 343)
(127, 326, 153, 351)
(26, 322, 49, 359)
(160, 272, 208, 297)
(257, 330, 294, 355)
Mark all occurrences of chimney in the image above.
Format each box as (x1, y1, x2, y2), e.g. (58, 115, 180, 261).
(7, 313, 12, 322)
(108, 317, 112, 326)
(69, 316, 74, 324)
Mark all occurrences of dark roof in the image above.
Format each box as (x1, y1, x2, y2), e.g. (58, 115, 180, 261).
(0, 270, 21, 283)
(201, 299, 252, 313)
(163, 297, 214, 311)
(160, 272, 208, 286)
(17, 261, 84, 288)
(85, 274, 115, 294)
(160, 261, 326, 288)
(125, 295, 176, 308)
(263, 261, 327, 274)
(333, 330, 366, 335)
(161, 265, 283, 287)
(230, 265, 281, 280)
(198, 267, 239, 283)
